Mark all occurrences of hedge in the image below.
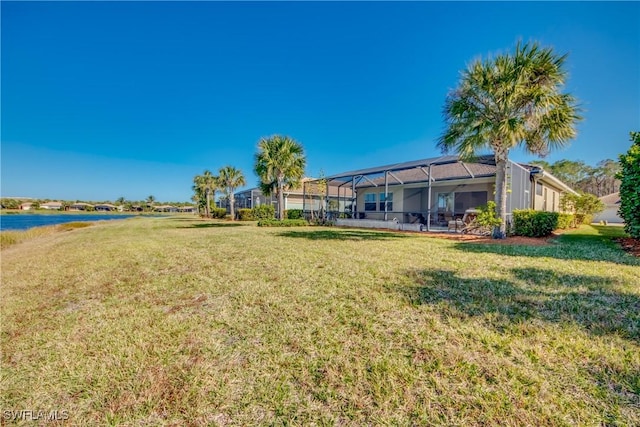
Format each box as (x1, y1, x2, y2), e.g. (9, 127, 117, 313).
(257, 219, 308, 227)
(286, 209, 304, 220)
(210, 207, 227, 219)
(237, 208, 254, 221)
(557, 213, 575, 230)
(512, 210, 559, 237)
(252, 205, 275, 220)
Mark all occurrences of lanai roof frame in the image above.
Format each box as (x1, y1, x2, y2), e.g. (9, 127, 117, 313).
(303, 154, 498, 228)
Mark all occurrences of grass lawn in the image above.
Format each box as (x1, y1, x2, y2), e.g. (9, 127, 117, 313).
(1, 217, 638, 425)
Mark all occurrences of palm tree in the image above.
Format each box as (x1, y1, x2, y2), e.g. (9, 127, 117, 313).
(438, 42, 581, 238)
(254, 135, 306, 220)
(146, 195, 156, 212)
(218, 166, 246, 220)
(193, 170, 218, 218)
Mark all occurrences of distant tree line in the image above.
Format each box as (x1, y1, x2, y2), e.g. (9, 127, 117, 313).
(0, 196, 194, 211)
(529, 158, 620, 197)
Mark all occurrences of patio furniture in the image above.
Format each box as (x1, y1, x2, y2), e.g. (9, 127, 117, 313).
(448, 218, 464, 232)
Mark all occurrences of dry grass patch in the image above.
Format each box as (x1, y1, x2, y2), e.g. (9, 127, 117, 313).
(1, 218, 639, 425)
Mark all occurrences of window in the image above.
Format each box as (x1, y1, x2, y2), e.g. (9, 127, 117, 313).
(364, 193, 377, 211)
(438, 193, 453, 211)
(380, 192, 393, 211)
(536, 182, 543, 196)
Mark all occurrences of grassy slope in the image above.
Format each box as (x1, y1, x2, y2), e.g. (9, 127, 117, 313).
(1, 217, 638, 425)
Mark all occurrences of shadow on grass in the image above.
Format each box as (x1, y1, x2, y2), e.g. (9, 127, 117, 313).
(398, 267, 639, 343)
(277, 229, 410, 241)
(178, 222, 246, 229)
(453, 226, 639, 266)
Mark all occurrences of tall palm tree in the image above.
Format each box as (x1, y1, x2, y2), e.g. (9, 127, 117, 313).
(193, 170, 218, 218)
(438, 42, 581, 238)
(254, 135, 306, 220)
(218, 166, 246, 220)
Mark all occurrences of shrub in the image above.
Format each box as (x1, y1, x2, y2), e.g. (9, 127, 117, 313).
(617, 131, 640, 238)
(237, 208, 254, 221)
(574, 213, 593, 226)
(476, 201, 502, 228)
(257, 219, 307, 227)
(286, 209, 304, 220)
(252, 204, 275, 220)
(557, 213, 574, 230)
(513, 210, 559, 237)
(210, 208, 227, 219)
(559, 193, 604, 225)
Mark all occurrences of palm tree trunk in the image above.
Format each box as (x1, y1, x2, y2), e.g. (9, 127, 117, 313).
(277, 176, 285, 220)
(494, 151, 508, 239)
(206, 191, 211, 218)
(230, 193, 235, 220)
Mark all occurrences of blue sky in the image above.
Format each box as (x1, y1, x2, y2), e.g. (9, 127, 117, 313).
(2, 1, 638, 202)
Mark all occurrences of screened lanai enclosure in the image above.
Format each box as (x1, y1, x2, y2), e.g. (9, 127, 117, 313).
(302, 155, 535, 231)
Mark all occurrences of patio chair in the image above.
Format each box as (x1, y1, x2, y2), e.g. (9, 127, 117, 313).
(447, 218, 464, 232)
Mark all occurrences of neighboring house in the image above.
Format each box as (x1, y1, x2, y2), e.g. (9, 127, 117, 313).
(593, 192, 623, 224)
(233, 178, 353, 215)
(178, 206, 196, 213)
(94, 204, 117, 212)
(40, 201, 63, 210)
(154, 205, 178, 213)
(69, 203, 94, 211)
(304, 155, 576, 230)
(19, 202, 33, 210)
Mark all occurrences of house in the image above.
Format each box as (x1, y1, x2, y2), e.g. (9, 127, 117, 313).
(178, 206, 197, 213)
(304, 155, 577, 231)
(94, 204, 117, 212)
(69, 203, 94, 211)
(593, 193, 623, 224)
(233, 178, 353, 217)
(154, 205, 178, 213)
(40, 201, 63, 210)
(19, 202, 33, 210)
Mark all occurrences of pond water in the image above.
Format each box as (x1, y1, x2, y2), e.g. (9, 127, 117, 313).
(0, 214, 138, 231)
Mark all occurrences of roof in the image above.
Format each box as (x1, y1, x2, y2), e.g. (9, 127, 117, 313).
(316, 154, 496, 187)
(599, 192, 621, 205)
(324, 155, 467, 181)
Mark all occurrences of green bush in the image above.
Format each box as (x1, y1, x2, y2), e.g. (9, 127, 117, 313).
(252, 204, 275, 220)
(513, 210, 559, 237)
(557, 213, 575, 229)
(237, 209, 254, 221)
(286, 209, 304, 220)
(210, 208, 227, 219)
(617, 132, 640, 238)
(257, 219, 307, 227)
(574, 213, 593, 225)
(476, 201, 502, 228)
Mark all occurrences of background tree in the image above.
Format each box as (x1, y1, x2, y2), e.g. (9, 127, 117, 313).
(529, 158, 619, 196)
(254, 135, 306, 220)
(192, 170, 218, 218)
(218, 166, 246, 220)
(146, 195, 156, 212)
(439, 42, 581, 238)
(617, 132, 640, 238)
